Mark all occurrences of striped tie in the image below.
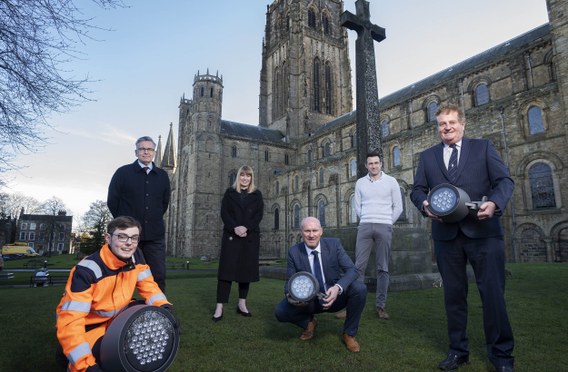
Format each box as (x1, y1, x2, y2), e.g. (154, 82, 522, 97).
(448, 144, 458, 182)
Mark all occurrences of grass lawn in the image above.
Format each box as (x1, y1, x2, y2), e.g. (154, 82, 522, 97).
(0, 262, 566, 371)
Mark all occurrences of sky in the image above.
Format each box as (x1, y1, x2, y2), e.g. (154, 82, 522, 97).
(3, 0, 549, 223)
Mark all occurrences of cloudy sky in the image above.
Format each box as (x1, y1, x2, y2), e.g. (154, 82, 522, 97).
(3, 0, 549, 222)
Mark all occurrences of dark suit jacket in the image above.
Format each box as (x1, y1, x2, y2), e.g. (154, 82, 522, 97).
(284, 237, 358, 295)
(107, 160, 171, 241)
(410, 138, 514, 241)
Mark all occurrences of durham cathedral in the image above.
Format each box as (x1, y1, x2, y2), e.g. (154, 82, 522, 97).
(155, 0, 568, 269)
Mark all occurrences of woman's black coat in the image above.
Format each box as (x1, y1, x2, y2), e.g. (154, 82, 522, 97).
(217, 187, 264, 283)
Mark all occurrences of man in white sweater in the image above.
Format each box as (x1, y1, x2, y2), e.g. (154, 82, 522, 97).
(353, 152, 402, 320)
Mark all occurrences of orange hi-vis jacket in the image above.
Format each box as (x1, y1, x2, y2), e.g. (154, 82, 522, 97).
(55, 244, 170, 372)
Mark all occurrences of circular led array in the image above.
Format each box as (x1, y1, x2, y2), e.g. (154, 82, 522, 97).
(429, 187, 458, 214)
(101, 305, 179, 372)
(125, 310, 173, 368)
(288, 271, 319, 302)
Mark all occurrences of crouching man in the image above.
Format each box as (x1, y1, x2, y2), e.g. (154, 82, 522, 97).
(56, 216, 174, 372)
(274, 217, 367, 352)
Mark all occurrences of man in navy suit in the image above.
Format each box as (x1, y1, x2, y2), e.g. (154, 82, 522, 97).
(410, 103, 515, 372)
(274, 217, 367, 352)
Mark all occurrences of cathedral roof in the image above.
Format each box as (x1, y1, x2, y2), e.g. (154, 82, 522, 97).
(220, 120, 285, 144)
(312, 111, 357, 136)
(379, 23, 550, 108)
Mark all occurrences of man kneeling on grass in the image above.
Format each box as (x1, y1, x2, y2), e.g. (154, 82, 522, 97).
(55, 216, 174, 372)
(274, 217, 367, 352)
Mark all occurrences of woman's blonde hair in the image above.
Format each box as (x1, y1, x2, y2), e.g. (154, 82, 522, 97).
(233, 165, 256, 192)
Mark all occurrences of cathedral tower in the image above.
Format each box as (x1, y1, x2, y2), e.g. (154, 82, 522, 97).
(259, 0, 353, 141)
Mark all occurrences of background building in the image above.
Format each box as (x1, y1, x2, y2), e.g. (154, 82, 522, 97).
(159, 0, 568, 266)
(17, 210, 73, 255)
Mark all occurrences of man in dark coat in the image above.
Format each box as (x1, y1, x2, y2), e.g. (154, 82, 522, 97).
(107, 136, 171, 292)
(410, 103, 515, 372)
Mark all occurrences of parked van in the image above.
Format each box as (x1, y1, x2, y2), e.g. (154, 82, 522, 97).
(1, 243, 39, 258)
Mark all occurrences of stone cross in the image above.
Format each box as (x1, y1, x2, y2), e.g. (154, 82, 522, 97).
(341, 0, 386, 177)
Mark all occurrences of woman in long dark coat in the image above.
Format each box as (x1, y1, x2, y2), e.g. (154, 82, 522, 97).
(212, 165, 264, 321)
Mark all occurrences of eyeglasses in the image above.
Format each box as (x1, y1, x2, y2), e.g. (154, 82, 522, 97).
(113, 234, 140, 243)
(137, 148, 155, 152)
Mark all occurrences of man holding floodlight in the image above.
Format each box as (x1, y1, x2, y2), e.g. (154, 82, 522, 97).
(410, 103, 515, 372)
(55, 216, 174, 372)
(274, 217, 366, 352)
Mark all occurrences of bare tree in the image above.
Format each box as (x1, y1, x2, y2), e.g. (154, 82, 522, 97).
(0, 192, 41, 218)
(0, 0, 125, 175)
(80, 200, 112, 254)
(39, 196, 69, 216)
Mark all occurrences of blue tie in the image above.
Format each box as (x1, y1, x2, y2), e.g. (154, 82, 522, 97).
(311, 250, 325, 294)
(448, 144, 458, 182)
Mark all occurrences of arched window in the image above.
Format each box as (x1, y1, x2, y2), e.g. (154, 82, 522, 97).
(318, 168, 324, 186)
(231, 145, 237, 158)
(293, 204, 301, 229)
(381, 119, 390, 137)
(322, 14, 331, 35)
(349, 132, 355, 148)
(228, 171, 237, 187)
(528, 105, 545, 135)
(275, 181, 279, 196)
(529, 162, 555, 209)
(474, 83, 490, 106)
(294, 175, 299, 192)
(285, 153, 290, 165)
(308, 9, 316, 29)
(324, 62, 333, 114)
(350, 159, 357, 177)
(349, 194, 358, 224)
(393, 146, 401, 167)
(307, 149, 313, 163)
(398, 187, 407, 221)
(427, 101, 438, 122)
(313, 59, 321, 112)
(265, 150, 269, 161)
(274, 208, 280, 230)
(317, 199, 326, 226)
(323, 141, 331, 157)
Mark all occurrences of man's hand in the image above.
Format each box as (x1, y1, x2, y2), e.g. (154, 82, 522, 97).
(477, 200, 496, 220)
(422, 200, 442, 221)
(286, 293, 308, 307)
(321, 285, 341, 310)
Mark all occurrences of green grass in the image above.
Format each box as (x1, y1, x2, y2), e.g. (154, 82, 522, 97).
(0, 263, 566, 371)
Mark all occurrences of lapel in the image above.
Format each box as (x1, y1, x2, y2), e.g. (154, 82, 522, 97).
(297, 243, 312, 273)
(433, 143, 448, 179)
(456, 138, 471, 177)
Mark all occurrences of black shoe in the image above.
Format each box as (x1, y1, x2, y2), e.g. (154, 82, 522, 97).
(236, 307, 252, 317)
(212, 312, 223, 322)
(438, 353, 469, 371)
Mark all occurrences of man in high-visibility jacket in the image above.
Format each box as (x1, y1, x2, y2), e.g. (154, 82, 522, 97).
(56, 216, 173, 372)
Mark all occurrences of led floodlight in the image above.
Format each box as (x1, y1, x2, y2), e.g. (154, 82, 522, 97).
(427, 183, 487, 223)
(288, 271, 326, 303)
(100, 305, 179, 372)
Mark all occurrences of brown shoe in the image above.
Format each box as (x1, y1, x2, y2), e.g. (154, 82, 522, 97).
(335, 309, 347, 319)
(299, 317, 318, 341)
(342, 333, 360, 352)
(377, 307, 389, 320)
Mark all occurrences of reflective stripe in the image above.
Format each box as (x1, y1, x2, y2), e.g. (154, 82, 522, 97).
(147, 293, 167, 305)
(137, 269, 152, 282)
(93, 307, 121, 318)
(61, 300, 91, 313)
(68, 342, 91, 365)
(78, 259, 102, 279)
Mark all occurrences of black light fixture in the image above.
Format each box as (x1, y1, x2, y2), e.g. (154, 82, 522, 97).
(100, 305, 180, 372)
(427, 183, 486, 223)
(288, 271, 326, 303)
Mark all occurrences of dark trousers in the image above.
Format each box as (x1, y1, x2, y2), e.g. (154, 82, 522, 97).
(216, 280, 250, 303)
(435, 231, 514, 368)
(274, 280, 367, 336)
(139, 238, 167, 292)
